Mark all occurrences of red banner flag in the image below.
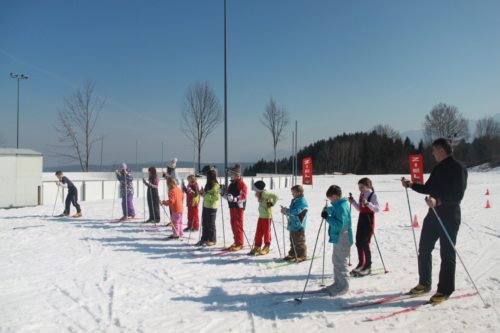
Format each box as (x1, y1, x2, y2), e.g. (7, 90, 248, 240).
(302, 157, 313, 185)
(409, 154, 424, 184)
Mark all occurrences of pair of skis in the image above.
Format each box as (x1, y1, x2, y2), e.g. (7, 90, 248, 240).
(342, 290, 479, 321)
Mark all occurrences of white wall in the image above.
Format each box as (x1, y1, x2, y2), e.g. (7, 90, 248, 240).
(40, 174, 294, 205)
(0, 155, 43, 208)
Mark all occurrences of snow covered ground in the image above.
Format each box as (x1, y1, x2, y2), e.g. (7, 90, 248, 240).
(1, 173, 499, 332)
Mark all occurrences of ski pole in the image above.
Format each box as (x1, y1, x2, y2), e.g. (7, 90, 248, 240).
(52, 184, 60, 217)
(366, 213, 389, 274)
(403, 179, 419, 259)
(429, 203, 489, 308)
(295, 216, 325, 303)
(272, 219, 282, 257)
(348, 195, 353, 266)
(284, 214, 299, 260)
(282, 213, 286, 259)
(321, 214, 327, 286)
(220, 196, 226, 247)
(160, 204, 178, 235)
(111, 179, 117, 220)
(143, 180, 147, 223)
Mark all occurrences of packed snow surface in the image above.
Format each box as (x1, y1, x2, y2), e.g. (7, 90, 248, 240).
(1, 173, 499, 332)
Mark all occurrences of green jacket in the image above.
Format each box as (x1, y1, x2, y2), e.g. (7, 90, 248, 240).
(258, 190, 278, 218)
(202, 183, 220, 209)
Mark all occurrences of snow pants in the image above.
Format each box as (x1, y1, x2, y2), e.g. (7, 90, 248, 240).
(418, 205, 461, 295)
(201, 207, 217, 243)
(254, 218, 272, 247)
(147, 188, 160, 222)
(230, 208, 245, 246)
(64, 189, 81, 215)
(187, 205, 200, 230)
(332, 231, 351, 292)
(355, 212, 374, 267)
(289, 229, 307, 259)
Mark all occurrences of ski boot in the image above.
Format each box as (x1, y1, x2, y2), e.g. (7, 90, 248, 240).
(283, 255, 295, 261)
(259, 245, 270, 256)
(72, 212, 82, 218)
(408, 284, 431, 296)
(429, 292, 449, 304)
(248, 246, 261, 256)
(230, 244, 243, 252)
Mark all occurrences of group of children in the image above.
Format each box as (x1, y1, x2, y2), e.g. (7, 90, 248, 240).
(55, 161, 381, 297)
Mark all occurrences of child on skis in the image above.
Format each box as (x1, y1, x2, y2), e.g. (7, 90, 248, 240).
(161, 177, 184, 239)
(280, 185, 308, 262)
(249, 180, 278, 256)
(55, 170, 82, 217)
(182, 174, 200, 232)
(223, 164, 247, 252)
(320, 185, 353, 296)
(143, 167, 160, 223)
(115, 163, 135, 220)
(196, 168, 220, 246)
(349, 177, 380, 276)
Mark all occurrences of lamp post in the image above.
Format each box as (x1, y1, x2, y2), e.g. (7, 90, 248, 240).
(10, 72, 29, 149)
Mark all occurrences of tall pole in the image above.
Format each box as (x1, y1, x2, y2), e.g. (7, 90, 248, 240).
(161, 142, 164, 166)
(100, 136, 104, 171)
(10, 73, 29, 148)
(291, 131, 295, 185)
(16, 78, 20, 148)
(295, 120, 299, 185)
(224, 0, 228, 186)
(135, 140, 138, 171)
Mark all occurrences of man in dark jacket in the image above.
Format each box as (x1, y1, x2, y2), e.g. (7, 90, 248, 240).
(402, 138, 467, 304)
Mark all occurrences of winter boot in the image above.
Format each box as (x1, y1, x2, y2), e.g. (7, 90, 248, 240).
(357, 265, 371, 276)
(72, 212, 82, 218)
(350, 263, 363, 276)
(230, 244, 243, 252)
(429, 292, 449, 304)
(248, 246, 261, 255)
(283, 255, 295, 261)
(408, 284, 431, 296)
(294, 257, 307, 263)
(57, 213, 69, 217)
(259, 245, 270, 255)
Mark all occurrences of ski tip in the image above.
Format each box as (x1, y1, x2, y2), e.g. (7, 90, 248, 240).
(384, 270, 390, 274)
(294, 298, 303, 303)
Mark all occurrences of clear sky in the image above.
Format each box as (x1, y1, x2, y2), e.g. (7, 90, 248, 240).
(1, 0, 500, 168)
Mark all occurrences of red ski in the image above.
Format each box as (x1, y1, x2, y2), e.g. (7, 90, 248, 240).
(364, 291, 479, 322)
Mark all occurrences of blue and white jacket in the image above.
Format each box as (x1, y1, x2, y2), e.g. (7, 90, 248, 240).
(286, 196, 309, 232)
(324, 198, 353, 245)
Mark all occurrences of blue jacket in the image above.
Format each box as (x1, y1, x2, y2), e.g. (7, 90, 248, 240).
(325, 198, 353, 245)
(286, 196, 309, 232)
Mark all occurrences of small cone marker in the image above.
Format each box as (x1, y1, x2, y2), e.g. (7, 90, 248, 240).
(412, 214, 419, 228)
(485, 200, 491, 209)
(485, 189, 490, 196)
(383, 202, 390, 212)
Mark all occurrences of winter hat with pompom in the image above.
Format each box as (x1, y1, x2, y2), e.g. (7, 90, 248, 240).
(168, 158, 178, 169)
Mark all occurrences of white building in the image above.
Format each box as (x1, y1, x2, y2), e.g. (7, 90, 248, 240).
(0, 148, 43, 208)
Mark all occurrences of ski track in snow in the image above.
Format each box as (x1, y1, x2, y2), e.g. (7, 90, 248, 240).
(1, 173, 500, 332)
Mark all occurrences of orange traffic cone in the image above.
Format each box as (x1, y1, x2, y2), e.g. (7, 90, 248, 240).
(485, 200, 491, 209)
(485, 189, 490, 195)
(412, 214, 419, 228)
(383, 202, 390, 212)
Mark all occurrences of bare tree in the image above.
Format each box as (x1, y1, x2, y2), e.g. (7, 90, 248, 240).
(423, 103, 469, 143)
(372, 124, 400, 140)
(55, 80, 104, 171)
(181, 81, 222, 172)
(475, 116, 500, 139)
(261, 97, 290, 174)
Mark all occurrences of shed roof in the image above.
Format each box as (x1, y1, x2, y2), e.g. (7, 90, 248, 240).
(0, 148, 43, 157)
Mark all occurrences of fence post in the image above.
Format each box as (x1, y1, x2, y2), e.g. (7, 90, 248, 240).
(82, 181, 86, 201)
(102, 180, 105, 200)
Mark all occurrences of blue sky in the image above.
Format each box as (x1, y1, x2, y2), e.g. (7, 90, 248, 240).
(1, 0, 499, 168)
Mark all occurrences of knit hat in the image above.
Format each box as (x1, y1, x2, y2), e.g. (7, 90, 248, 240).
(168, 158, 178, 169)
(122, 163, 127, 170)
(227, 163, 241, 175)
(253, 180, 266, 192)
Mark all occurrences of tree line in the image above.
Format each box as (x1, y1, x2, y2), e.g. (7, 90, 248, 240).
(244, 110, 500, 176)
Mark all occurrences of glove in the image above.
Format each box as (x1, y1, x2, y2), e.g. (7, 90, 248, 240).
(227, 194, 235, 202)
(267, 202, 274, 208)
(161, 200, 168, 206)
(280, 207, 288, 215)
(321, 209, 328, 219)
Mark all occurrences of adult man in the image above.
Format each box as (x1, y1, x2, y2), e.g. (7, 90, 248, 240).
(402, 138, 467, 304)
